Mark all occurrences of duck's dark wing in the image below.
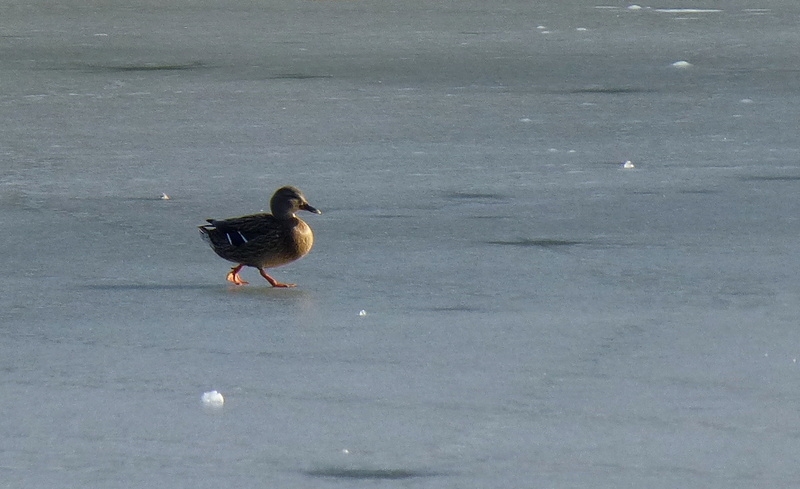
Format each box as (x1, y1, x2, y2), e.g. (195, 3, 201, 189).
(199, 213, 282, 249)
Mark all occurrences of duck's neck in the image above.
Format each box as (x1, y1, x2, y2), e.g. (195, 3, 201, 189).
(271, 205, 295, 220)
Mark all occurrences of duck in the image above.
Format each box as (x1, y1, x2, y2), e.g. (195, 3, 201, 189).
(199, 186, 321, 287)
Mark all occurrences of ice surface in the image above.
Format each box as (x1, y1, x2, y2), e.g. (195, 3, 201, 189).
(2, 1, 800, 488)
(655, 9, 722, 14)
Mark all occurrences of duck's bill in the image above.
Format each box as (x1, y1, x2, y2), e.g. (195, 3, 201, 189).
(302, 203, 322, 214)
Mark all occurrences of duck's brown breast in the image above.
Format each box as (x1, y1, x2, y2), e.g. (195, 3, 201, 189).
(290, 218, 314, 259)
(252, 217, 313, 268)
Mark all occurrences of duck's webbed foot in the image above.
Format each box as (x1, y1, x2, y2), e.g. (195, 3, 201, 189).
(226, 265, 249, 285)
(259, 268, 296, 288)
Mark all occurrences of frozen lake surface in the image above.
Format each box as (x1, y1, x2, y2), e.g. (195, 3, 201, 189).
(2, 1, 800, 487)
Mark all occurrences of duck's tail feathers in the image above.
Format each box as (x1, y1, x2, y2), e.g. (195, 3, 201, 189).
(198, 225, 214, 247)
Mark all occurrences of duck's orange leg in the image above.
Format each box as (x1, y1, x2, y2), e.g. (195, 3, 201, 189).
(259, 268, 295, 288)
(226, 264, 249, 285)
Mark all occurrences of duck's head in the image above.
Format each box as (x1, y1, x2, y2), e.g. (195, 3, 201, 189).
(270, 186, 321, 218)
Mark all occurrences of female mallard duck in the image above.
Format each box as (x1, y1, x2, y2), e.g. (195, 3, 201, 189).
(199, 186, 321, 287)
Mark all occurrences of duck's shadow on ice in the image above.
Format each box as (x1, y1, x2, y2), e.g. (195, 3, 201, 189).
(85, 284, 218, 291)
(82, 283, 310, 297)
(302, 467, 444, 480)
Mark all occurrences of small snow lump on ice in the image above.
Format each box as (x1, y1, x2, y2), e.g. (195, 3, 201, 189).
(201, 390, 224, 408)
